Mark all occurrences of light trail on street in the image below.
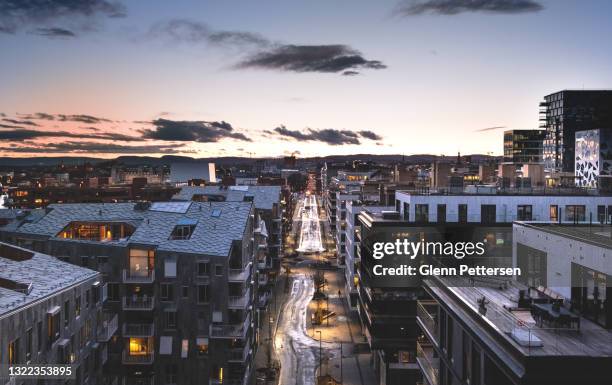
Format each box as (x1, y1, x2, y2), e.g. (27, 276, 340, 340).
(296, 194, 325, 253)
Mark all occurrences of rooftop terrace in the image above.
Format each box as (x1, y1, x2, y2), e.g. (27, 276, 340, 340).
(425, 275, 612, 358)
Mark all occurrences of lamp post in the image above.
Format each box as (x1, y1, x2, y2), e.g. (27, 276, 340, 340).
(316, 330, 322, 382)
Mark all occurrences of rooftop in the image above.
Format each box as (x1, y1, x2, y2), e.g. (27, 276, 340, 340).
(14, 201, 253, 256)
(397, 187, 606, 197)
(515, 222, 612, 249)
(171, 185, 281, 210)
(0, 242, 99, 317)
(425, 275, 612, 358)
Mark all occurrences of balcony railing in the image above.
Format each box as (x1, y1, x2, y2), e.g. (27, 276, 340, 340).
(122, 323, 155, 337)
(122, 295, 155, 311)
(121, 351, 154, 365)
(416, 340, 439, 385)
(228, 344, 250, 362)
(228, 288, 251, 309)
(97, 313, 119, 342)
(228, 262, 251, 282)
(122, 269, 155, 284)
(416, 300, 439, 345)
(210, 314, 251, 339)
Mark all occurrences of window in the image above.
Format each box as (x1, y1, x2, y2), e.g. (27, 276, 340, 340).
(26, 328, 33, 362)
(8, 338, 19, 365)
(197, 285, 210, 303)
(197, 338, 209, 356)
(161, 283, 175, 301)
(517, 205, 532, 221)
(182, 286, 189, 298)
(107, 283, 120, 301)
(458, 204, 468, 223)
(170, 224, 196, 240)
(166, 311, 178, 329)
(75, 296, 81, 318)
(415, 204, 429, 223)
(181, 339, 189, 358)
(81, 256, 89, 267)
(437, 204, 446, 223)
(447, 316, 454, 361)
(197, 262, 209, 276)
(550, 205, 558, 222)
(64, 301, 70, 327)
(166, 365, 178, 384)
(480, 205, 496, 224)
(472, 343, 481, 385)
(403, 203, 409, 221)
(48, 311, 60, 344)
(597, 205, 606, 223)
(85, 290, 90, 308)
(565, 205, 586, 222)
(215, 264, 223, 276)
(37, 321, 43, 351)
(462, 331, 470, 383)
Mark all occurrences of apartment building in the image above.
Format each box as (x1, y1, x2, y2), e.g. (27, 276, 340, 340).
(171, 185, 283, 310)
(1, 201, 257, 385)
(416, 223, 612, 385)
(0, 242, 111, 385)
(344, 201, 392, 309)
(540, 90, 612, 173)
(395, 190, 611, 224)
(513, 222, 612, 329)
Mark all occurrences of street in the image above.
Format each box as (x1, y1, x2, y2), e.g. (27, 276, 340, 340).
(267, 189, 376, 385)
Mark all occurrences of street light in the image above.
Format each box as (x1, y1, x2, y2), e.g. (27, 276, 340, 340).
(316, 330, 322, 381)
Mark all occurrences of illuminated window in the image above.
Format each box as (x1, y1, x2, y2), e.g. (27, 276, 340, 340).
(129, 338, 149, 356)
(197, 338, 209, 356)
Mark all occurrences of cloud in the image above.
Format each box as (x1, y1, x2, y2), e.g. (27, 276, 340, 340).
(2, 118, 39, 126)
(16, 113, 112, 123)
(18, 112, 56, 120)
(0, 0, 126, 36)
(272, 125, 383, 145)
(149, 19, 385, 76)
(395, 0, 543, 16)
(1, 141, 189, 154)
(237, 44, 386, 74)
(358, 130, 383, 140)
(141, 118, 251, 143)
(148, 19, 269, 48)
(474, 125, 506, 132)
(31, 27, 76, 38)
(0, 128, 138, 141)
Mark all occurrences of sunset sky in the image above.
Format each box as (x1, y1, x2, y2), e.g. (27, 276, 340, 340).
(1, 0, 611, 158)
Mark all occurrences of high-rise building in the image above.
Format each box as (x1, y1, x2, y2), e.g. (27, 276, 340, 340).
(1, 201, 257, 385)
(503, 130, 546, 164)
(540, 90, 612, 172)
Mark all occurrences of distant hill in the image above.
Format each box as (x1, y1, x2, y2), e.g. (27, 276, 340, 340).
(0, 153, 500, 168)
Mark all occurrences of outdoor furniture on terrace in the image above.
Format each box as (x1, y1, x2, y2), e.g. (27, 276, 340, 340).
(531, 303, 581, 330)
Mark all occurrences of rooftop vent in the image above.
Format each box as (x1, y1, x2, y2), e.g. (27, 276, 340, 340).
(0, 243, 34, 261)
(134, 201, 152, 211)
(0, 277, 33, 295)
(211, 209, 222, 218)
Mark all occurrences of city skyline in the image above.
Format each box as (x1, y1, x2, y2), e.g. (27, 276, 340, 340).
(2, 0, 612, 158)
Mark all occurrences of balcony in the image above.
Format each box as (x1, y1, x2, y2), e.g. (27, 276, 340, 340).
(122, 295, 155, 311)
(228, 344, 250, 362)
(97, 313, 119, 342)
(416, 340, 439, 385)
(122, 350, 154, 365)
(416, 300, 439, 345)
(228, 288, 251, 309)
(210, 314, 251, 339)
(229, 262, 251, 282)
(123, 269, 155, 284)
(123, 323, 155, 337)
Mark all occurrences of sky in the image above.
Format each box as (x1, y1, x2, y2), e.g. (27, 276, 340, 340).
(1, 0, 611, 159)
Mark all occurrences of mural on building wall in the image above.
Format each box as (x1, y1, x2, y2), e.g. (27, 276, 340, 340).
(575, 129, 612, 188)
